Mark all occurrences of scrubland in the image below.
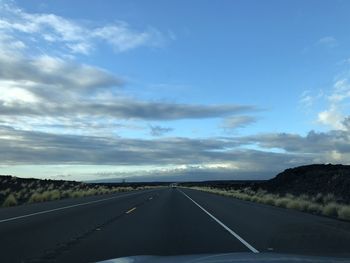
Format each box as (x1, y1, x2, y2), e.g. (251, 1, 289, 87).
(190, 186, 350, 221)
(0, 176, 153, 207)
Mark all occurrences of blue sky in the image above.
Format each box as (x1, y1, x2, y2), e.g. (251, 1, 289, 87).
(0, 0, 350, 181)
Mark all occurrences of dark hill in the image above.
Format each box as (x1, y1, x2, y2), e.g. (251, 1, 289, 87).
(259, 164, 350, 202)
(181, 164, 350, 203)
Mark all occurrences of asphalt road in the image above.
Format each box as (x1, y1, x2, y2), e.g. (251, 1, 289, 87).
(1, 187, 350, 262)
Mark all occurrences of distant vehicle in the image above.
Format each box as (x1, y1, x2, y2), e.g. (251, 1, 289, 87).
(169, 183, 177, 188)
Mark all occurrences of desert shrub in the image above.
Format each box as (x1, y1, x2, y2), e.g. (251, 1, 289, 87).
(0, 179, 139, 205)
(61, 190, 72, 198)
(286, 200, 302, 210)
(275, 197, 290, 208)
(68, 191, 84, 198)
(14, 190, 28, 202)
(84, 189, 98, 196)
(323, 193, 336, 204)
(53, 190, 61, 200)
(256, 188, 267, 196)
(242, 195, 253, 202)
(307, 203, 322, 213)
(285, 193, 295, 199)
(322, 202, 339, 217)
(312, 193, 323, 203)
(223, 191, 233, 197)
(3, 194, 18, 207)
(338, 206, 350, 220)
(242, 187, 256, 196)
(40, 191, 52, 201)
(261, 195, 275, 205)
(98, 188, 109, 195)
(299, 194, 309, 201)
(29, 192, 44, 203)
(45, 190, 61, 200)
(296, 199, 312, 211)
(121, 187, 134, 192)
(251, 196, 260, 202)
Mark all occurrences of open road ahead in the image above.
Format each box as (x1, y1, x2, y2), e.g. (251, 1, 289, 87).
(1, 187, 350, 262)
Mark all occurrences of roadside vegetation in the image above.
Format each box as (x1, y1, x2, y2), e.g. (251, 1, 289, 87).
(190, 186, 350, 221)
(0, 175, 154, 208)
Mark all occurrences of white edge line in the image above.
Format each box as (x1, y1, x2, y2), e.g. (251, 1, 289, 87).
(0, 190, 152, 224)
(126, 207, 137, 214)
(178, 188, 259, 253)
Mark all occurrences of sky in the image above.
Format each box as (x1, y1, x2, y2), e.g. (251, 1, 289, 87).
(0, 0, 350, 181)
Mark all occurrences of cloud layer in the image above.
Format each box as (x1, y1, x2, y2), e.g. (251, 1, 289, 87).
(0, 25, 257, 137)
(0, 125, 313, 178)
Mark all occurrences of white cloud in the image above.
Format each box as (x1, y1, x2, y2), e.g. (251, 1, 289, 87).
(299, 93, 313, 108)
(318, 107, 344, 130)
(0, 1, 166, 55)
(92, 24, 165, 52)
(0, 34, 26, 56)
(0, 51, 122, 105)
(329, 78, 350, 102)
(317, 77, 350, 130)
(317, 36, 338, 48)
(66, 42, 93, 55)
(330, 150, 342, 161)
(0, 81, 39, 105)
(299, 90, 324, 109)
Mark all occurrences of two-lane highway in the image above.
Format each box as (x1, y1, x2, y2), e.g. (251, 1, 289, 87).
(1, 187, 350, 262)
(0, 188, 160, 262)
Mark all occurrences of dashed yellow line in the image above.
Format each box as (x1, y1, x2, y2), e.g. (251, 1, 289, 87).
(126, 207, 137, 214)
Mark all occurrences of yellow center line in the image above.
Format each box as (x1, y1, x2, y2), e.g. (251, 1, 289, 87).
(126, 207, 137, 214)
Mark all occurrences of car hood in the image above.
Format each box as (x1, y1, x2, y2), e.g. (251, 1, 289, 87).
(97, 252, 350, 263)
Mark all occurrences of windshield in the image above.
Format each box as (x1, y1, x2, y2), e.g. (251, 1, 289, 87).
(0, 0, 350, 262)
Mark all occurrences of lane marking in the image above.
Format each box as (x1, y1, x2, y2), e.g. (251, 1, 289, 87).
(126, 207, 137, 214)
(149, 197, 153, 200)
(0, 190, 154, 224)
(178, 189, 259, 253)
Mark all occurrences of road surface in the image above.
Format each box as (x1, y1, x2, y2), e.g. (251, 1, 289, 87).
(1, 187, 350, 262)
